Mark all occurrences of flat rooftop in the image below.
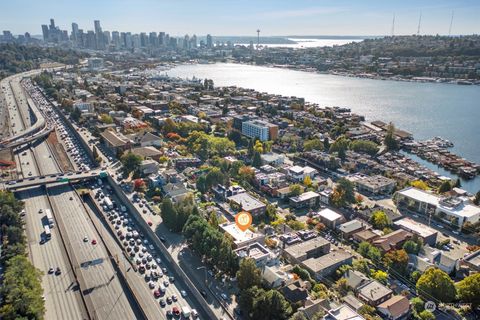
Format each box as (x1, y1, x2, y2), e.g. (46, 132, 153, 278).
(396, 187, 439, 206)
(291, 191, 319, 202)
(227, 192, 265, 212)
(234, 242, 270, 261)
(318, 208, 343, 222)
(220, 222, 262, 244)
(394, 217, 438, 238)
(284, 237, 330, 260)
(302, 250, 352, 272)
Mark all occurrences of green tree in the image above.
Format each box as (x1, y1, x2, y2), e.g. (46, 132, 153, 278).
(239, 286, 264, 318)
(292, 265, 313, 282)
(418, 310, 435, 320)
(456, 273, 480, 307)
(121, 151, 143, 174)
(196, 175, 207, 194)
(289, 184, 303, 197)
(251, 289, 292, 320)
(0, 255, 45, 320)
(358, 305, 377, 318)
(416, 267, 456, 303)
(92, 145, 102, 164)
(205, 167, 226, 190)
(473, 190, 480, 206)
(403, 240, 420, 255)
(371, 270, 388, 285)
(410, 180, 429, 190)
(352, 258, 371, 275)
(384, 122, 399, 151)
(349, 140, 379, 156)
(410, 297, 424, 313)
(383, 249, 409, 275)
(330, 178, 355, 207)
(290, 311, 308, 320)
(252, 151, 262, 168)
(70, 107, 81, 122)
(303, 139, 323, 151)
(265, 204, 277, 220)
(161, 197, 177, 230)
(370, 210, 390, 229)
(237, 258, 262, 291)
(100, 113, 113, 124)
(438, 180, 452, 193)
(323, 137, 330, 151)
(329, 136, 350, 160)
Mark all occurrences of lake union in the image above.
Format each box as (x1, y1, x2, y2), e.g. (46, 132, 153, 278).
(165, 63, 480, 193)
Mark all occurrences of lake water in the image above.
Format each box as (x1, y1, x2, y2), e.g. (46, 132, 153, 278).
(256, 38, 363, 48)
(164, 63, 480, 193)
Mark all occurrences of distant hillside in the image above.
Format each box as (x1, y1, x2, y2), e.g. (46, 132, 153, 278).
(337, 35, 480, 57)
(0, 43, 89, 80)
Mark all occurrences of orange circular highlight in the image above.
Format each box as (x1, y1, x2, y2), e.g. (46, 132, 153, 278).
(235, 211, 252, 232)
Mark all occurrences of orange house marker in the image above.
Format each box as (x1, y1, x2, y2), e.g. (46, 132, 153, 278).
(235, 211, 252, 232)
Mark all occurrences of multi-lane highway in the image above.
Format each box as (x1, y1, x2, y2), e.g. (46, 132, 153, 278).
(17, 187, 88, 320)
(47, 184, 139, 320)
(3, 69, 140, 320)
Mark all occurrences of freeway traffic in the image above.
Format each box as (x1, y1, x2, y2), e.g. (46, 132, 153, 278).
(3, 68, 140, 320)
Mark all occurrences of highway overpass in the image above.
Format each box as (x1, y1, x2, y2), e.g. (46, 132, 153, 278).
(3, 170, 107, 190)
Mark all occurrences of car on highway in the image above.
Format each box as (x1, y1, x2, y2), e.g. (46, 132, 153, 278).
(55, 267, 61, 275)
(171, 294, 177, 302)
(172, 307, 180, 316)
(180, 290, 187, 297)
(153, 290, 161, 298)
(200, 289, 207, 298)
(220, 293, 228, 300)
(166, 296, 172, 304)
(166, 310, 173, 318)
(91, 239, 97, 245)
(83, 236, 88, 242)
(159, 298, 166, 307)
(48, 267, 54, 274)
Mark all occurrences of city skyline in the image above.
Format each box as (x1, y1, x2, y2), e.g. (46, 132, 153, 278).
(1, 0, 480, 36)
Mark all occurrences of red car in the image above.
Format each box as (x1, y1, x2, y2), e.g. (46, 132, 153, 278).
(147, 221, 153, 226)
(91, 239, 97, 245)
(153, 290, 161, 298)
(172, 306, 180, 316)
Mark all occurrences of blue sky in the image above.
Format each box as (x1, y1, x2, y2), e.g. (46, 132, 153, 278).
(1, 0, 479, 36)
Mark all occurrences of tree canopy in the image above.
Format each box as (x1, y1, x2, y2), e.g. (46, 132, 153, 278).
(121, 151, 143, 174)
(456, 273, 480, 307)
(370, 210, 390, 229)
(237, 258, 262, 291)
(416, 267, 456, 303)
